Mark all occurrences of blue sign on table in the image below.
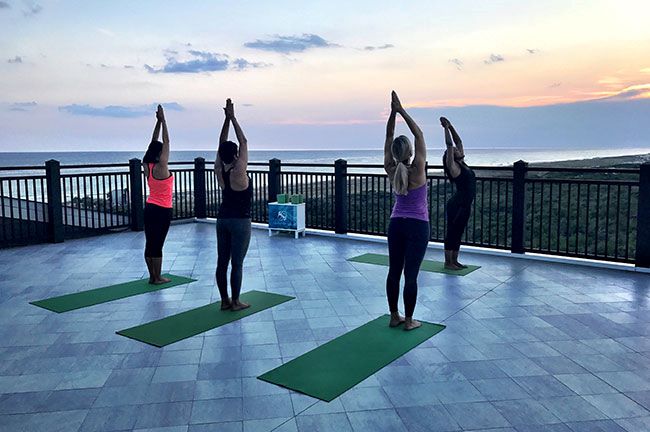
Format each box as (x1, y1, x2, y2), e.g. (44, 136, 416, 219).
(269, 204, 298, 229)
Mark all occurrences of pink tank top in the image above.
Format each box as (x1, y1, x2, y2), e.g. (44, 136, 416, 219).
(391, 183, 429, 222)
(146, 163, 174, 208)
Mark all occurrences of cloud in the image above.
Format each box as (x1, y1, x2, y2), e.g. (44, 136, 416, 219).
(244, 34, 337, 54)
(602, 84, 650, 101)
(231, 58, 270, 71)
(549, 82, 562, 88)
(363, 44, 394, 51)
(9, 101, 37, 111)
(146, 49, 266, 73)
(7, 56, 23, 63)
(58, 102, 184, 118)
(22, 0, 41, 16)
(96, 28, 115, 37)
(145, 50, 229, 73)
(484, 53, 505, 65)
(449, 58, 463, 71)
(526, 48, 539, 54)
(0, 1, 10, 9)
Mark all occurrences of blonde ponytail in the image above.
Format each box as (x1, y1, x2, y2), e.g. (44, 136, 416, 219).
(391, 135, 413, 195)
(393, 162, 409, 195)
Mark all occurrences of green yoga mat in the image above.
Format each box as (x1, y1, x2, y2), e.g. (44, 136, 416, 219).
(348, 253, 480, 276)
(117, 290, 294, 347)
(30, 274, 196, 313)
(258, 315, 445, 401)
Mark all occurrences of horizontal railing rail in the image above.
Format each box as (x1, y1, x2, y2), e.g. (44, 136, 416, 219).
(1, 157, 647, 268)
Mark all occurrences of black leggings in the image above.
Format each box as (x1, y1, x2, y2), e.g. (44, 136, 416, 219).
(216, 218, 251, 301)
(444, 195, 472, 251)
(386, 218, 430, 318)
(144, 203, 172, 258)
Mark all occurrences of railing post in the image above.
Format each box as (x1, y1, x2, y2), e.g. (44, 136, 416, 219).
(129, 158, 144, 231)
(194, 157, 207, 219)
(511, 160, 528, 254)
(268, 158, 281, 203)
(335, 159, 348, 234)
(45, 159, 64, 243)
(635, 162, 650, 268)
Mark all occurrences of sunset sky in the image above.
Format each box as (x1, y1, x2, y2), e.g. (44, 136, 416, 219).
(1, 0, 649, 151)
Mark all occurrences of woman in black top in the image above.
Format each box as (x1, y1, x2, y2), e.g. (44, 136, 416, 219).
(215, 98, 253, 311)
(441, 117, 476, 270)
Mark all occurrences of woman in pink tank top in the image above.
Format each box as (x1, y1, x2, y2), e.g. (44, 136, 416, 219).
(383, 91, 430, 331)
(142, 105, 174, 285)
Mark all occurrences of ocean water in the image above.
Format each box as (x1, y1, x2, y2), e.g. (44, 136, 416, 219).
(1, 147, 649, 170)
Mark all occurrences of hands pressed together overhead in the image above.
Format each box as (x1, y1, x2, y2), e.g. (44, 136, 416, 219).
(156, 104, 165, 122)
(391, 90, 403, 113)
(224, 98, 235, 120)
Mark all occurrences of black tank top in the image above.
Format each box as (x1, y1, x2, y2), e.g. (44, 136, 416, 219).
(217, 167, 252, 218)
(450, 163, 476, 204)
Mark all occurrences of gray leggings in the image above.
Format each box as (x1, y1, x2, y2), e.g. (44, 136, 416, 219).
(216, 218, 251, 301)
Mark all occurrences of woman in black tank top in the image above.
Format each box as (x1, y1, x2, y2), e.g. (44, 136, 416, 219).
(215, 99, 253, 311)
(441, 117, 476, 270)
(218, 167, 252, 219)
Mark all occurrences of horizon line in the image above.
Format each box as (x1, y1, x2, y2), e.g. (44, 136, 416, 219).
(2, 146, 650, 154)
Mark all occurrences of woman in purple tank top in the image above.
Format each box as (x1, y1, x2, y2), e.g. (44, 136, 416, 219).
(383, 91, 430, 331)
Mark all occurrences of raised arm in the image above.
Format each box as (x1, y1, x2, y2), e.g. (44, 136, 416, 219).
(219, 108, 231, 145)
(443, 123, 461, 178)
(214, 151, 224, 188)
(227, 100, 248, 170)
(383, 105, 397, 172)
(157, 105, 170, 164)
(444, 117, 464, 156)
(151, 119, 162, 144)
(392, 91, 426, 167)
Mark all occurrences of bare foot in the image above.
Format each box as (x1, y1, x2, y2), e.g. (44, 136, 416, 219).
(231, 300, 250, 311)
(404, 318, 421, 331)
(152, 276, 172, 285)
(455, 261, 468, 269)
(220, 299, 232, 310)
(444, 262, 463, 271)
(389, 312, 405, 327)
(148, 277, 155, 284)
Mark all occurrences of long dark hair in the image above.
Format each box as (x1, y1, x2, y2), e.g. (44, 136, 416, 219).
(218, 140, 238, 165)
(143, 140, 163, 164)
(442, 149, 451, 180)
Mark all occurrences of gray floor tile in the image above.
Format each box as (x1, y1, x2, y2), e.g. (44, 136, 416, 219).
(2, 224, 649, 431)
(346, 409, 408, 432)
(396, 405, 461, 432)
(492, 398, 561, 426)
(537, 396, 608, 422)
(445, 401, 511, 429)
(582, 393, 649, 419)
(295, 413, 353, 432)
(190, 398, 243, 424)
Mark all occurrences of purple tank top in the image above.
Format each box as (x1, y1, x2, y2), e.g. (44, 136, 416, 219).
(391, 183, 429, 222)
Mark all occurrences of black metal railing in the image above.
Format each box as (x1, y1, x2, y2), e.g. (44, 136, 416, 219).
(60, 170, 131, 238)
(524, 176, 639, 263)
(281, 168, 336, 231)
(1, 157, 648, 268)
(0, 174, 48, 246)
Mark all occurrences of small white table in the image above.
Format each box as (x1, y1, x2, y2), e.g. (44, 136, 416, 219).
(268, 202, 306, 239)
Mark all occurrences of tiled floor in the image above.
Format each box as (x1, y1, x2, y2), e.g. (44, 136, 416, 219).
(1, 222, 649, 432)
